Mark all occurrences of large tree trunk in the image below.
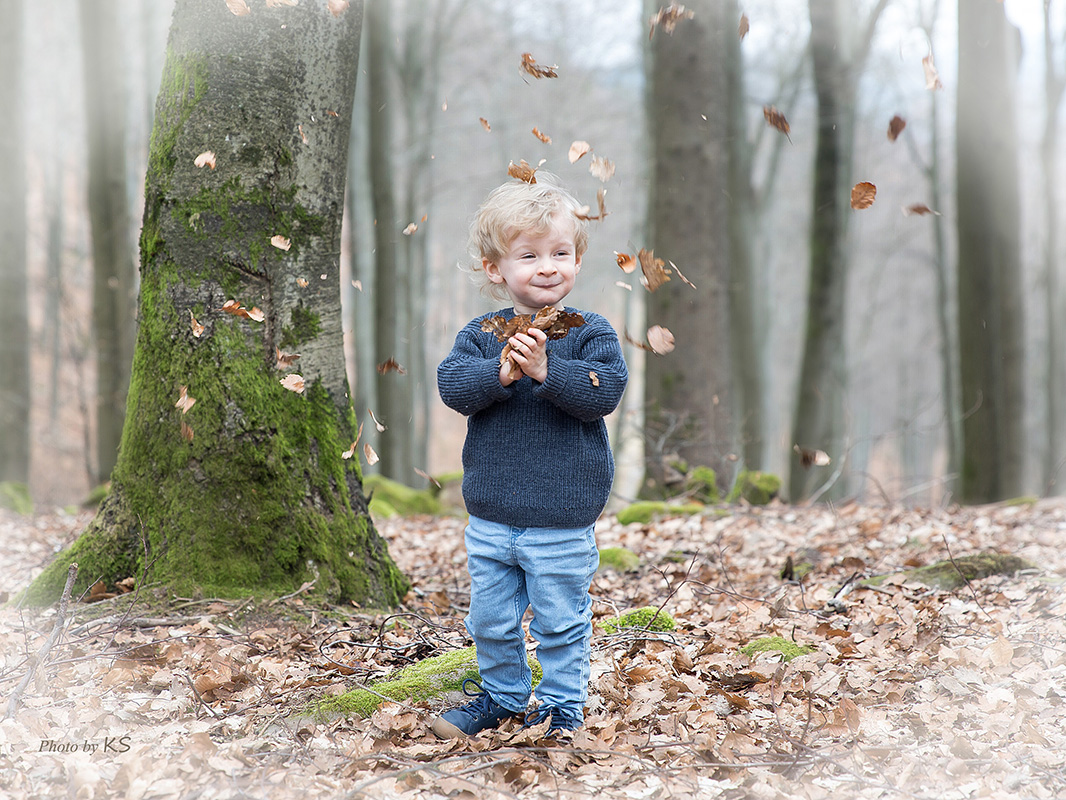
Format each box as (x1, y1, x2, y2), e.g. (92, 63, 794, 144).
(25, 0, 408, 607)
(644, 0, 737, 494)
(0, 0, 29, 487)
(956, 1, 1025, 502)
(81, 0, 137, 484)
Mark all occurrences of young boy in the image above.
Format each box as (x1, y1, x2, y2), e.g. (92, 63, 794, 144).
(433, 173, 628, 739)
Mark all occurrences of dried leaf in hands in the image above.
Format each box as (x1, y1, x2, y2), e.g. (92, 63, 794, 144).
(271, 235, 291, 251)
(485, 306, 585, 377)
(508, 159, 539, 184)
(532, 127, 552, 144)
(616, 251, 637, 274)
(903, 203, 940, 217)
(402, 222, 418, 235)
(638, 248, 672, 291)
(850, 181, 877, 210)
(569, 140, 591, 163)
(175, 386, 196, 415)
(647, 325, 675, 355)
(794, 444, 831, 467)
(649, 3, 694, 39)
(887, 115, 906, 141)
(739, 13, 749, 39)
(589, 155, 615, 183)
(328, 0, 350, 16)
(923, 52, 943, 90)
(364, 443, 379, 466)
(194, 151, 216, 169)
(189, 310, 205, 338)
(479, 117, 491, 132)
(275, 346, 300, 370)
(520, 52, 558, 79)
(226, 0, 250, 16)
(377, 357, 407, 375)
(763, 105, 792, 143)
(280, 374, 306, 394)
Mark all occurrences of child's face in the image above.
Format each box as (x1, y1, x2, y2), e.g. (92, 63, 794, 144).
(483, 214, 581, 314)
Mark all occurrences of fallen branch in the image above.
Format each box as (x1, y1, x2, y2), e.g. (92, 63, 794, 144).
(5, 562, 78, 720)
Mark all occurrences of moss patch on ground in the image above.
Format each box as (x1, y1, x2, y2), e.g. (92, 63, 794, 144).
(741, 636, 815, 662)
(600, 606, 677, 634)
(364, 475, 445, 518)
(598, 547, 640, 572)
(0, 482, 33, 515)
(309, 646, 542, 719)
(869, 552, 1037, 591)
(616, 501, 704, 526)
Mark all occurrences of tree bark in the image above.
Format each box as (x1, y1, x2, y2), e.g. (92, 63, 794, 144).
(956, 1, 1026, 502)
(644, 0, 737, 493)
(25, 0, 408, 607)
(81, 0, 137, 484)
(0, 0, 30, 487)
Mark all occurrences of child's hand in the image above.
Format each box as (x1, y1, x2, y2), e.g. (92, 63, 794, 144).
(506, 328, 549, 383)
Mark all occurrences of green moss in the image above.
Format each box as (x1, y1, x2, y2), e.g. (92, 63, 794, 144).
(148, 50, 208, 197)
(83, 483, 110, 508)
(727, 470, 781, 505)
(897, 552, 1035, 590)
(741, 636, 815, 662)
(364, 475, 443, 517)
(616, 501, 703, 525)
(280, 302, 323, 351)
(1004, 495, 1038, 508)
(598, 546, 640, 572)
(685, 466, 720, 504)
(600, 606, 676, 634)
(309, 646, 542, 719)
(0, 482, 33, 515)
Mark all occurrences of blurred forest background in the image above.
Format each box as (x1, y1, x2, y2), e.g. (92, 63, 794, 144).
(1, 0, 1064, 511)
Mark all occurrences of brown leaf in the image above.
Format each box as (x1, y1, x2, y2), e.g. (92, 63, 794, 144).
(479, 117, 491, 132)
(181, 419, 194, 442)
(568, 140, 591, 163)
(507, 159, 539, 184)
(638, 248, 671, 291)
(226, 0, 250, 16)
(328, 0, 350, 16)
(189, 310, 205, 338)
(738, 13, 749, 40)
(903, 203, 940, 217)
(649, 3, 694, 39)
(520, 52, 558, 79)
(531, 127, 551, 144)
(763, 105, 792, 143)
(367, 408, 387, 432)
(589, 155, 615, 183)
(194, 151, 216, 169)
(647, 325, 675, 355)
(377, 357, 407, 375)
(484, 307, 585, 378)
(363, 443, 379, 466)
(668, 260, 696, 290)
(923, 51, 943, 90)
(175, 386, 196, 415)
(850, 181, 877, 210)
(575, 189, 608, 222)
(887, 114, 906, 141)
(402, 222, 418, 235)
(280, 374, 306, 394)
(221, 299, 264, 322)
(589, 371, 600, 387)
(275, 347, 300, 370)
(615, 251, 637, 274)
(794, 443, 830, 468)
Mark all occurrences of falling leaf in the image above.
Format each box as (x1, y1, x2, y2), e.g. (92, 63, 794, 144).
(520, 52, 558, 79)
(887, 115, 906, 142)
(280, 374, 306, 394)
(569, 140, 591, 163)
(738, 13, 749, 39)
(414, 467, 441, 488)
(221, 299, 263, 322)
(794, 444, 830, 468)
(298, 124, 308, 144)
(616, 252, 637, 274)
(402, 222, 418, 235)
(616, 281, 633, 291)
(763, 106, 792, 143)
(328, 0, 349, 14)
(194, 151, 216, 169)
(352, 280, 363, 291)
(246, 307, 265, 322)
(271, 235, 292, 251)
(508, 159, 539, 184)
(479, 117, 491, 132)
(368, 408, 387, 432)
(647, 325, 675, 355)
(175, 386, 196, 414)
(923, 52, 943, 90)
(903, 203, 940, 217)
(364, 443, 379, 465)
(638, 248, 672, 291)
(296, 277, 309, 287)
(266, 0, 298, 6)
(181, 419, 194, 442)
(226, 0, 250, 16)
(668, 260, 696, 290)
(275, 346, 300, 370)
(531, 126, 552, 144)
(649, 3, 694, 39)
(574, 189, 608, 222)
(589, 155, 615, 183)
(850, 181, 877, 210)
(589, 371, 600, 387)
(377, 357, 407, 375)
(342, 423, 364, 459)
(189, 310, 205, 338)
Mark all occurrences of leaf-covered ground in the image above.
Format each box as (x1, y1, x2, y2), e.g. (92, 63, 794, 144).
(1, 500, 1065, 799)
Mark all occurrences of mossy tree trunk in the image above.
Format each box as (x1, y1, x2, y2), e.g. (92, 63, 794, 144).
(25, 0, 408, 607)
(643, 0, 737, 493)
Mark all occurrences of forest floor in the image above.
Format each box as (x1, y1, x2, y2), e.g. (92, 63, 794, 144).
(1, 500, 1065, 800)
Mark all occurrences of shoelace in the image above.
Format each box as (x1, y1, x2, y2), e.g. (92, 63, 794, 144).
(453, 679, 497, 718)
(525, 705, 580, 731)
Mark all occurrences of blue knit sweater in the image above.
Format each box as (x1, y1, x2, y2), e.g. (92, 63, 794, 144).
(438, 308, 628, 528)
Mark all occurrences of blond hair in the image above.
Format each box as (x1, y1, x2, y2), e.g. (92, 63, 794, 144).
(464, 172, 589, 301)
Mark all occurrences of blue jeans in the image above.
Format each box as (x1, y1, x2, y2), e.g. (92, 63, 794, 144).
(464, 516, 599, 723)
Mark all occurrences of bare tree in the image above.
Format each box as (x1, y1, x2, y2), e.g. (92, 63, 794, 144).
(25, 0, 407, 606)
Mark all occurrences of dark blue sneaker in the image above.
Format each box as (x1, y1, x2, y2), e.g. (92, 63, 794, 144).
(431, 679, 521, 739)
(524, 705, 583, 741)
